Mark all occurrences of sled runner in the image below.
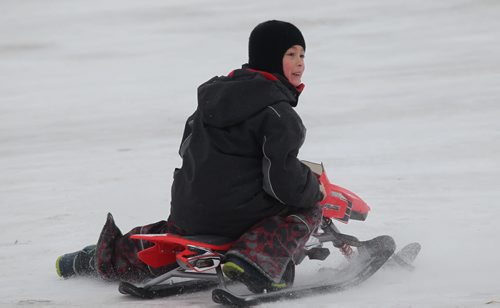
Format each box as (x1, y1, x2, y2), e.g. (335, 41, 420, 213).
(119, 162, 419, 304)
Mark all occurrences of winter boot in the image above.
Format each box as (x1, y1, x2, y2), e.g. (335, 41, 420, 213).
(56, 245, 97, 278)
(222, 256, 294, 293)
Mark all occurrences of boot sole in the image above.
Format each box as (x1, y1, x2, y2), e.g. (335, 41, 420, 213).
(223, 262, 287, 293)
(222, 262, 245, 281)
(55, 256, 64, 277)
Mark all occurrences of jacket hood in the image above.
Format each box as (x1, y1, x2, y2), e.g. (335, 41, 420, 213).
(197, 69, 299, 128)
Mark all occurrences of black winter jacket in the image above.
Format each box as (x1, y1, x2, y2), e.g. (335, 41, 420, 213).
(169, 68, 322, 239)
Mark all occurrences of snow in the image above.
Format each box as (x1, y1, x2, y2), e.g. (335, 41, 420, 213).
(1, 0, 499, 306)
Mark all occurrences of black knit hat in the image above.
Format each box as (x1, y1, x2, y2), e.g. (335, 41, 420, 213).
(248, 20, 306, 76)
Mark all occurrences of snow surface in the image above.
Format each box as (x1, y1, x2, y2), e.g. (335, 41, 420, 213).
(1, 0, 500, 307)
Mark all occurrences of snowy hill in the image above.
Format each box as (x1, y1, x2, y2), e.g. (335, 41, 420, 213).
(1, 0, 499, 306)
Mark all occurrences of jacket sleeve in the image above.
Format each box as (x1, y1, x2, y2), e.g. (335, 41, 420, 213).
(260, 103, 323, 208)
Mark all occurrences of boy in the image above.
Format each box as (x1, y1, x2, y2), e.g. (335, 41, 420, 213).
(57, 20, 324, 293)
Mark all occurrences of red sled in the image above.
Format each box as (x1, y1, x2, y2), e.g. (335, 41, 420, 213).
(119, 162, 378, 301)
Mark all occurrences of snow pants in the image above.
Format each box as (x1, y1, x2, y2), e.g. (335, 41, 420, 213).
(94, 213, 185, 282)
(94, 204, 322, 283)
(226, 204, 322, 282)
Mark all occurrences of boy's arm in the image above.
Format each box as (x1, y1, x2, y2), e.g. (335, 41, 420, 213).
(260, 103, 323, 208)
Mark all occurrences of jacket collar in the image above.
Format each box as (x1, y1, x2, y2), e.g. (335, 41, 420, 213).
(231, 65, 304, 102)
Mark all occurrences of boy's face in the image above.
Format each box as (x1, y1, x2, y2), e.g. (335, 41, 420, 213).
(282, 45, 305, 87)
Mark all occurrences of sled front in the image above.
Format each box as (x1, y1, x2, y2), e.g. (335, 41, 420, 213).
(301, 160, 370, 222)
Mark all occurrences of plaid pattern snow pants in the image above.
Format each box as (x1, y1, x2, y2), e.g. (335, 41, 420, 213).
(95, 213, 185, 282)
(226, 204, 322, 282)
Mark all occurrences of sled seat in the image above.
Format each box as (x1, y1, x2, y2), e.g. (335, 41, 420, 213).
(130, 233, 235, 269)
